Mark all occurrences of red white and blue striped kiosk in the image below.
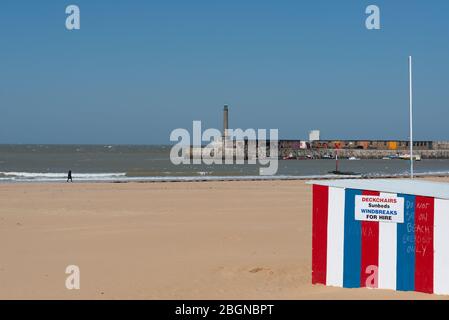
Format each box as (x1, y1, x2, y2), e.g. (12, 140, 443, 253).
(309, 179, 449, 295)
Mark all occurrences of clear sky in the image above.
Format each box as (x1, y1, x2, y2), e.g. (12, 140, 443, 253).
(0, 0, 448, 144)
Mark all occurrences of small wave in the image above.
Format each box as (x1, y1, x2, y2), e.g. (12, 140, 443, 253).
(0, 172, 127, 182)
(0, 171, 361, 183)
(361, 170, 449, 178)
(2, 170, 449, 183)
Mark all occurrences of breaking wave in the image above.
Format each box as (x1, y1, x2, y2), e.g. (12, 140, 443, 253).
(1, 170, 449, 183)
(0, 172, 127, 182)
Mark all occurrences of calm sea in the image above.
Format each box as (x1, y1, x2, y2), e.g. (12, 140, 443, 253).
(1, 144, 449, 182)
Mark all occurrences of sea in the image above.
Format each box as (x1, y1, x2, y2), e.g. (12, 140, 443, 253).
(2, 144, 449, 183)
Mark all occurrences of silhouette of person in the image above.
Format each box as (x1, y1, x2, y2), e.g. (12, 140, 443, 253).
(67, 170, 73, 182)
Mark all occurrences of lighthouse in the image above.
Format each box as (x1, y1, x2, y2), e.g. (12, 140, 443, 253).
(223, 105, 229, 140)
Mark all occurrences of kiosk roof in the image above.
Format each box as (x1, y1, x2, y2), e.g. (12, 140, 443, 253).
(307, 179, 449, 200)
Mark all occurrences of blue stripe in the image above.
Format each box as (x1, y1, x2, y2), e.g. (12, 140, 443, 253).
(396, 194, 415, 291)
(343, 188, 362, 288)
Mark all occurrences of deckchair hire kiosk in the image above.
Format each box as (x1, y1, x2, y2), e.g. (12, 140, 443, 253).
(309, 179, 449, 295)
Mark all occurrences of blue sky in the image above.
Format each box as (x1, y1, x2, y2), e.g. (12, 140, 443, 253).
(0, 0, 448, 144)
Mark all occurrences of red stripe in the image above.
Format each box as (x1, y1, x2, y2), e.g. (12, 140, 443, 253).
(312, 184, 328, 285)
(360, 190, 380, 288)
(414, 196, 434, 294)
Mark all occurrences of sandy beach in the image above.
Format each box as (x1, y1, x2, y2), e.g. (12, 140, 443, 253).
(1, 178, 448, 300)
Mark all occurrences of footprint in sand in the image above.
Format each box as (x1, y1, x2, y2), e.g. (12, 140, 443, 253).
(248, 267, 273, 275)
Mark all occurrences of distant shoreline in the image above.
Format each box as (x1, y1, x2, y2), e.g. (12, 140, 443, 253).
(2, 171, 449, 184)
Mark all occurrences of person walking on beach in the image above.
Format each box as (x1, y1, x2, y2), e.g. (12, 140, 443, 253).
(67, 170, 73, 182)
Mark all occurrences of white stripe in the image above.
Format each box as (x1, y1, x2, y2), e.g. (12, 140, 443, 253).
(378, 192, 397, 290)
(326, 187, 345, 287)
(434, 199, 449, 295)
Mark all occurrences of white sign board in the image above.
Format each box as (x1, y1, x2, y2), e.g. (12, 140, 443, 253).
(355, 195, 404, 223)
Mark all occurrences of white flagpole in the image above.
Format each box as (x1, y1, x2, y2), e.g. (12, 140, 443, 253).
(409, 56, 414, 178)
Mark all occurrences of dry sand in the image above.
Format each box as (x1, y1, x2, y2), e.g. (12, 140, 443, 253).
(0, 178, 448, 300)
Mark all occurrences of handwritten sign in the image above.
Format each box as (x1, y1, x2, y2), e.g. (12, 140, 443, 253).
(355, 195, 404, 223)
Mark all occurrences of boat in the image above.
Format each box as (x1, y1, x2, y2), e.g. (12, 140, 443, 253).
(348, 157, 360, 161)
(282, 153, 296, 160)
(399, 154, 422, 161)
(382, 155, 400, 160)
